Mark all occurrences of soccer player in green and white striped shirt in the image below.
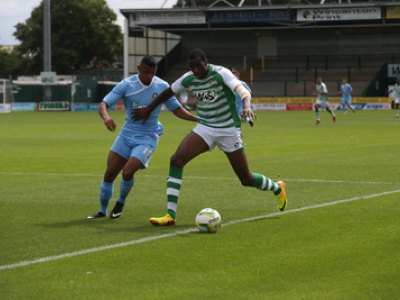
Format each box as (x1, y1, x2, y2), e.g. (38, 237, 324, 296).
(133, 48, 287, 226)
(313, 76, 336, 125)
(389, 78, 400, 118)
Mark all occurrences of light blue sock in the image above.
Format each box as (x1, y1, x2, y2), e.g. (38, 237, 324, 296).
(116, 179, 134, 205)
(99, 181, 113, 214)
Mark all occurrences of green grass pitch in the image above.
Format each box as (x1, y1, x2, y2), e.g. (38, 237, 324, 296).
(0, 110, 399, 299)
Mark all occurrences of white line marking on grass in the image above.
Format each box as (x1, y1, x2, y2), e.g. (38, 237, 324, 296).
(285, 178, 395, 185)
(0, 171, 103, 177)
(223, 189, 400, 226)
(0, 229, 197, 271)
(1, 188, 400, 272)
(0, 171, 398, 185)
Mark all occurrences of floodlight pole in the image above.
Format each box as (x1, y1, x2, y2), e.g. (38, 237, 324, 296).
(43, 0, 52, 101)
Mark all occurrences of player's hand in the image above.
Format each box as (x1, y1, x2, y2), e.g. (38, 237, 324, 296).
(104, 118, 117, 132)
(241, 108, 256, 126)
(132, 107, 151, 123)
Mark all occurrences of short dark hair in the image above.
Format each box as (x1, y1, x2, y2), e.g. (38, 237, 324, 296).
(140, 55, 157, 67)
(231, 68, 240, 76)
(188, 48, 207, 62)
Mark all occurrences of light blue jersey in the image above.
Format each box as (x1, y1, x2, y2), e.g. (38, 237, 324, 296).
(340, 83, 353, 104)
(104, 75, 181, 164)
(235, 81, 251, 116)
(103, 74, 181, 137)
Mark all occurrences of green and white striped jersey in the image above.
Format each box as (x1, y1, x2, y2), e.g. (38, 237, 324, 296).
(392, 83, 400, 100)
(171, 64, 242, 128)
(315, 82, 328, 101)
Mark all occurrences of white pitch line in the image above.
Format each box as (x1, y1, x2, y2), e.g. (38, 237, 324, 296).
(285, 178, 396, 185)
(0, 171, 398, 185)
(1, 188, 399, 272)
(0, 228, 197, 271)
(223, 188, 400, 226)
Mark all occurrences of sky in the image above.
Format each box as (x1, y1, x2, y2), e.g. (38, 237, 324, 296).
(0, 0, 176, 45)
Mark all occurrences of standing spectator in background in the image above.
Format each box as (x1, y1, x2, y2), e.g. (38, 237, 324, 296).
(313, 77, 336, 125)
(232, 69, 253, 126)
(337, 78, 355, 114)
(389, 78, 400, 118)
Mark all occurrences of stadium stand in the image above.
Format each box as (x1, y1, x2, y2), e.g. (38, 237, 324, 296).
(121, 1, 400, 98)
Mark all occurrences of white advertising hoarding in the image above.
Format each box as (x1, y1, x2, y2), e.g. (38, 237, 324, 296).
(297, 7, 381, 21)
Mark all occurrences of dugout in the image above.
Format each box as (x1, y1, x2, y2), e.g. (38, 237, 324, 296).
(11, 79, 116, 111)
(120, 1, 400, 97)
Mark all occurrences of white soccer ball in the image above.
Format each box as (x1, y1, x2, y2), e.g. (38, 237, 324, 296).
(195, 208, 222, 233)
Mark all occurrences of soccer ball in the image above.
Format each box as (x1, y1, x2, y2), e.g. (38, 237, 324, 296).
(195, 208, 222, 233)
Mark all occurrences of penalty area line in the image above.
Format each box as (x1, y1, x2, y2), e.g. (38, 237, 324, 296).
(1, 188, 400, 271)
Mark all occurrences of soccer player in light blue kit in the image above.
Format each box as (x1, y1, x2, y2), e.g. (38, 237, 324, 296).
(88, 56, 197, 219)
(338, 78, 355, 114)
(232, 69, 253, 126)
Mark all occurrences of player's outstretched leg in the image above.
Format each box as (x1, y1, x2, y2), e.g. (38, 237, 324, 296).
(149, 166, 182, 226)
(315, 107, 321, 125)
(110, 179, 134, 219)
(87, 181, 113, 219)
(327, 107, 336, 123)
(252, 173, 287, 211)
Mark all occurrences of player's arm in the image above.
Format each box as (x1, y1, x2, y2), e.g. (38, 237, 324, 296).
(98, 101, 117, 132)
(99, 80, 128, 131)
(220, 67, 255, 121)
(172, 107, 198, 122)
(133, 87, 175, 121)
(234, 83, 255, 121)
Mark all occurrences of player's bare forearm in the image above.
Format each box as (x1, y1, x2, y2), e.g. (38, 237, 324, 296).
(133, 88, 175, 121)
(98, 101, 117, 132)
(172, 107, 198, 122)
(146, 88, 175, 112)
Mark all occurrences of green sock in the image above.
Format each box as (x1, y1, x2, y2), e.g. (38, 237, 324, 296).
(166, 166, 183, 220)
(252, 173, 280, 195)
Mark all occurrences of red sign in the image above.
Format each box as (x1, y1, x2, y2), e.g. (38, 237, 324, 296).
(286, 103, 313, 110)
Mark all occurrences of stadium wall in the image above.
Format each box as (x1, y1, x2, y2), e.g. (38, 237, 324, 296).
(121, 2, 400, 97)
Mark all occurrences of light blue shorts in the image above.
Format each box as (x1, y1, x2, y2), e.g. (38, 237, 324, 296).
(110, 133, 159, 168)
(341, 97, 352, 105)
